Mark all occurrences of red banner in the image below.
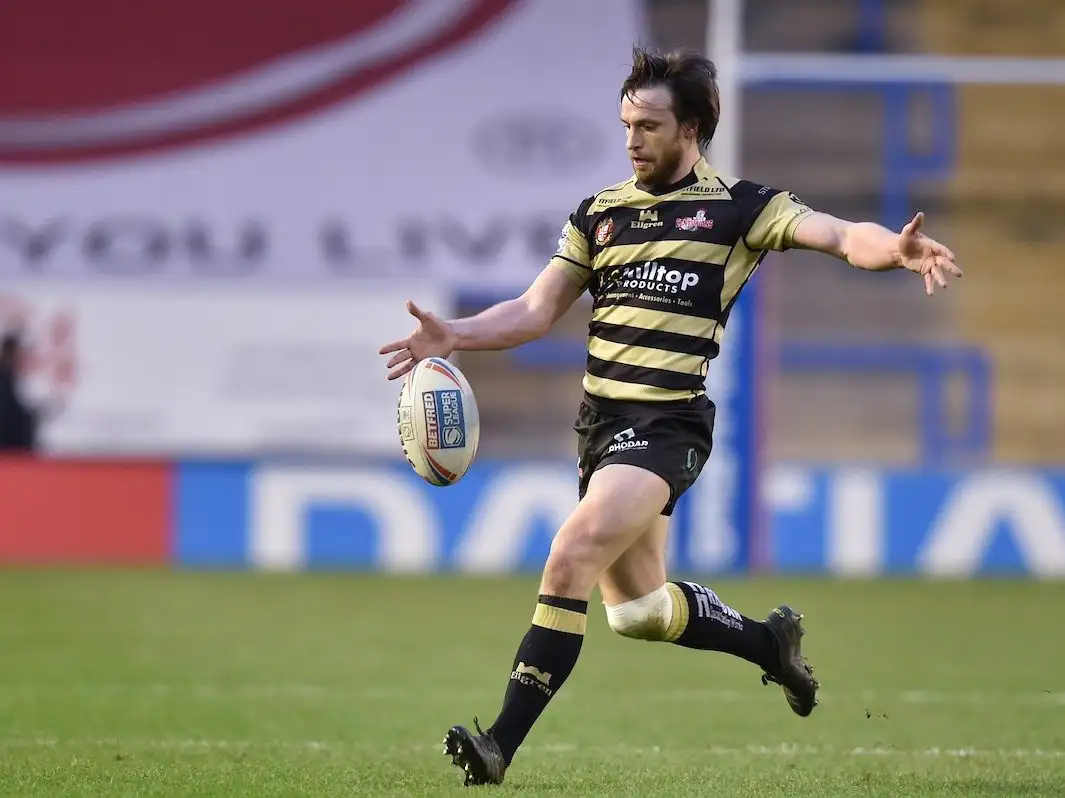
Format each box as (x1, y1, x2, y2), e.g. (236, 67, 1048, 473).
(0, 458, 170, 563)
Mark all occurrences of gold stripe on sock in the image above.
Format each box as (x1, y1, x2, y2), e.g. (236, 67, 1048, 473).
(532, 602, 587, 635)
(663, 583, 690, 642)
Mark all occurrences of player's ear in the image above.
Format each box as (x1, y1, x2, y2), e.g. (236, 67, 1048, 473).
(680, 119, 698, 144)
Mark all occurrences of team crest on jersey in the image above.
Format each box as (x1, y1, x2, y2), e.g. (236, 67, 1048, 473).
(675, 209, 714, 232)
(594, 217, 615, 246)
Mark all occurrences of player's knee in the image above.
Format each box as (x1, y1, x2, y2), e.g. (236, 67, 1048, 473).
(605, 585, 673, 642)
(542, 517, 613, 597)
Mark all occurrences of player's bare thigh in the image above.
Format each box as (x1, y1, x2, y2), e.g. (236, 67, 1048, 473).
(598, 515, 670, 607)
(539, 463, 670, 600)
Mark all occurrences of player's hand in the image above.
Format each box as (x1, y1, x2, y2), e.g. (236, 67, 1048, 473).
(898, 212, 962, 296)
(378, 300, 458, 380)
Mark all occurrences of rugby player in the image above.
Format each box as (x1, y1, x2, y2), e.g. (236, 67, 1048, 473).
(378, 46, 961, 786)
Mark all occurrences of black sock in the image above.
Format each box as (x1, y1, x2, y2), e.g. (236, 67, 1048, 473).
(664, 581, 777, 670)
(486, 594, 587, 764)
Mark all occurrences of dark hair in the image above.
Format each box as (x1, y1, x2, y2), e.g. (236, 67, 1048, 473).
(620, 46, 720, 149)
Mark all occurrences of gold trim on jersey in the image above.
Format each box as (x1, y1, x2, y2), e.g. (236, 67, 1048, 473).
(590, 304, 723, 345)
(588, 336, 708, 377)
(587, 160, 732, 212)
(593, 240, 732, 270)
(582, 373, 701, 403)
(589, 190, 733, 213)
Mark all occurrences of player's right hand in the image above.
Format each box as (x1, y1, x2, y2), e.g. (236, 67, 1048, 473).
(898, 212, 962, 296)
(378, 300, 459, 380)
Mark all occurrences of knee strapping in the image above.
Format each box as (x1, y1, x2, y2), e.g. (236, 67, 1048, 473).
(605, 585, 675, 641)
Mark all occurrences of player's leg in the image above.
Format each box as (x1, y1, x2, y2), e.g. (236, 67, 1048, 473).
(443, 462, 670, 785)
(598, 518, 782, 672)
(595, 401, 819, 717)
(601, 536, 818, 715)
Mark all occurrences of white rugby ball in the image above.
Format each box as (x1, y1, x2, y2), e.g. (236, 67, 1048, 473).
(397, 356, 480, 486)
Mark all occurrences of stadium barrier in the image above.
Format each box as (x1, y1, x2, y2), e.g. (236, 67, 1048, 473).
(1, 457, 1062, 577)
(512, 339, 992, 465)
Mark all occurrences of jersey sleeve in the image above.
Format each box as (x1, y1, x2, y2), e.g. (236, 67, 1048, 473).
(733, 182, 815, 252)
(549, 198, 594, 290)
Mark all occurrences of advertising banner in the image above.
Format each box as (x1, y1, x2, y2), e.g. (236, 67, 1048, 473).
(0, 458, 169, 563)
(172, 460, 1065, 577)
(767, 466, 1065, 577)
(1, 457, 1062, 576)
(174, 458, 745, 573)
(0, 0, 642, 291)
(0, 284, 448, 455)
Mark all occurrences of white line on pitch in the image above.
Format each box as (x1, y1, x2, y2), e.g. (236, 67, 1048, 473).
(1, 684, 1061, 706)
(1, 738, 1063, 759)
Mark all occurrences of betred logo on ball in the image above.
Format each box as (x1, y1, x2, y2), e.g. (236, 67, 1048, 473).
(0, 0, 517, 164)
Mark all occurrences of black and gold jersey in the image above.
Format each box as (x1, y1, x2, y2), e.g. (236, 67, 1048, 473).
(550, 156, 812, 405)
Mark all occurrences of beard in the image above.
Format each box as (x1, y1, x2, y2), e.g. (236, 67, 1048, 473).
(634, 140, 686, 187)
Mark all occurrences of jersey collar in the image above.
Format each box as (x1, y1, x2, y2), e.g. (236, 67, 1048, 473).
(635, 156, 718, 196)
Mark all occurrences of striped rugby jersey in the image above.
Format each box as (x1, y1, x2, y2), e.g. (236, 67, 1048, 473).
(551, 156, 812, 404)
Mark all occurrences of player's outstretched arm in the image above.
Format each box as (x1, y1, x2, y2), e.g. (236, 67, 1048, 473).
(378, 265, 583, 380)
(791, 211, 962, 296)
(452, 265, 584, 353)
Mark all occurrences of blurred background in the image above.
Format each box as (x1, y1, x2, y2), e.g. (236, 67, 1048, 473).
(1, 0, 1063, 578)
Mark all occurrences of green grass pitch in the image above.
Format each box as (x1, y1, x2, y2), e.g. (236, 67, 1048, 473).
(0, 571, 1063, 796)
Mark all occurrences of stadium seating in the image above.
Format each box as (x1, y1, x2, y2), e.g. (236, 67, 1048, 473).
(918, 0, 1065, 462)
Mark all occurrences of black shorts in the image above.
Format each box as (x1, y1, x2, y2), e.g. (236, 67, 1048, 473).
(573, 393, 715, 517)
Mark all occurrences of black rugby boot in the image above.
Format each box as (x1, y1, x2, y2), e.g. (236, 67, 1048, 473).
(760, 605, 820, 717)
(443, 718, 507, 786)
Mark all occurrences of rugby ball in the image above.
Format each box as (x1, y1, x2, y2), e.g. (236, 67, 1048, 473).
(397, 356, 480, 486)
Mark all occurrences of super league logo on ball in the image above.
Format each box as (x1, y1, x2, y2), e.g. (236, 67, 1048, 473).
(0, 0, 517, 164)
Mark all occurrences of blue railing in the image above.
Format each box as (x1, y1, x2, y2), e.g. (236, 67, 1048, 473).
(776, 342, 991, 464)
(508, 339, 991, 465)
(746, 0, 955, 233)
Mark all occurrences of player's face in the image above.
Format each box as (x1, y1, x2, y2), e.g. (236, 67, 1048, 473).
(621, 87, 692, 186)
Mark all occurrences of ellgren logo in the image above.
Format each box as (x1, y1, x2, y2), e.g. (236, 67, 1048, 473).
(630, 209, 663, 230)
(423, 389, 465, 450)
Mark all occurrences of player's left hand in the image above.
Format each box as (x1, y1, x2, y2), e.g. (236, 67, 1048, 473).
(898, 212, 962, 296)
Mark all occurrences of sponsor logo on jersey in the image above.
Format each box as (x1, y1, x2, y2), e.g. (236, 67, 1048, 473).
(630, 209, 664, 230)
(616, 261, 700, 294)
(683, 183, 726, 195)
(422, 389, 465, 450)
(675, 209, 714, 231)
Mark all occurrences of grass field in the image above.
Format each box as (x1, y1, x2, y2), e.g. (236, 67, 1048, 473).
(0, 571, 1063, 796)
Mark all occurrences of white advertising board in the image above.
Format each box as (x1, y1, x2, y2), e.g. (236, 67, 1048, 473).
(0, 0, 642, 292)
(0, 284, 449, 456)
